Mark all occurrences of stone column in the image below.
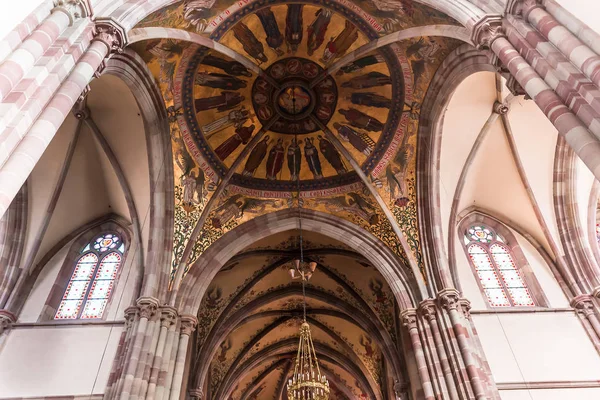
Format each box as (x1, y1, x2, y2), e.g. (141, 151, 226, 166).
(169, 315, 198, 400)
(146, 307, 178, 400)
(400, 309, 435, 400)
(0, 0, 92, 102)
(0, 19, 128, 219)
(471, 16, 600, 180)
(572, 294, 600, 351)
(438, 289, 488, 400)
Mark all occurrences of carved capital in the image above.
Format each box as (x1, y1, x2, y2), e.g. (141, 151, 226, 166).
(137, 297, 160, 319)
(393, 380, 409, 400)
(437, 288, 461, 312)
(572, 295, 595, 317)
(592, 286, 600, 299)
(73, 103, 90, 120)
(493, 100, 510, 115)
(506, 0, 543, 19)
(160, 306, 178, 328)
(418, 299, 437, 322)
(459, 298, 472, 319)
(189, 389, 204, 400)
(93, 18, 128, 55)
(400, 309, 418, 330)
(471, 15, 506, 50)
(0, 310, 17, 335)
(180, 315, 198, 335)
(53, 0, 91, 25)
(505, 75, 530, 99)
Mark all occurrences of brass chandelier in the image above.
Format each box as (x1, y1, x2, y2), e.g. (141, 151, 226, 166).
(287, 102, 330, 398)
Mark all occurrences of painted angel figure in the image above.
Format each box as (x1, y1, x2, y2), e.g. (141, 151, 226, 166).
(183, 0, 216, 33)
(407, 37, 442, 89)
(321, 20, 358, 64)
(232, 22, 268, 64)
(181, 169, 204, 205)
(201, 107, 250, 138)
(307, 9, 332, 56)
(256, 8, 284, 56)
(334, 123, 375, 156)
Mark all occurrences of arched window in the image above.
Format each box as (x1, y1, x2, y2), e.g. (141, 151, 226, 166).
(464, 226, 535, 307)
(55, 233, 125, 319)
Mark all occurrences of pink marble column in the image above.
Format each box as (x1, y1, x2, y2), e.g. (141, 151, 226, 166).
(401, 309, 435, 400)
(146, 307, 178, 400)
(438, 289, 487, 400)
(168, 315, 198, 400)
(0, 2, 90, 102)
(0, 20, 127, 219)
(471, 18, 600, 180)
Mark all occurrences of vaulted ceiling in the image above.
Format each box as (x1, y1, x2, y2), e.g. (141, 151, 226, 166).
(190, 230, 402, 399)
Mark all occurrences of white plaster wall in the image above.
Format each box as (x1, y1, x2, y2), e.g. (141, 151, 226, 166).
(474, 312, 600, 382)
(500, 388, 600, 400)
(439, 72, 497, 254)
(507, 97, 562, 256)
(0, 325, 122, 397)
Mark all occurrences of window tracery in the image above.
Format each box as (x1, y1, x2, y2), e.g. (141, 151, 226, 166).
(464, 226, 535, 307)
(55, 233, 125, 319)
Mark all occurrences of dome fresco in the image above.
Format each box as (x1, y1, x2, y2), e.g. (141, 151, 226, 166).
(132, 0, 462, 283)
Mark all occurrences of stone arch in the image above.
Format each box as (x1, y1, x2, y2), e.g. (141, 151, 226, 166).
(102, 49, 175, 301)
(416, 43, 497, 293)
(172, 208, 424, 314)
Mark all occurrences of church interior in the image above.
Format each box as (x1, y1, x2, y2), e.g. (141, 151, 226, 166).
(1, 0, 600, 399)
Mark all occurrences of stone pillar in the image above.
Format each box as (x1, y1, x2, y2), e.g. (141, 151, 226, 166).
(401, 293, 500, 400)
(572, 294, 600, 351)
(169, 316, 198, 400)
(470, 15, 600, 181)
(0, 0, 92, 102)
(0, 18, 128, 219)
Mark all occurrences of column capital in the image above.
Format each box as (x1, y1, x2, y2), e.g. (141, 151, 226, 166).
(592, 286, 600, 299)
(418, 299, 437, 322)
(437, 288, 461, 311)
(53, 0, 92, 25)
(93, 17, 128, 55)
(136, 297, 160, 319)
(0, 310, 16, 335)
(506, 0, 544, 19)
(393, 380, 409, 400)
(571, 294, 595, 317)
(180, 315, 198, 335)
(493, 100, 510, 115)
(400, 309, 418, 330)
(471, 15, 506, 50)
(160, 306, 179, 328)
(189, 388, 204, 400)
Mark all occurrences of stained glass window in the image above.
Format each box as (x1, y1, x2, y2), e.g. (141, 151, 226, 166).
(55, 233, 124, 319)
(465, 226, 535, 307)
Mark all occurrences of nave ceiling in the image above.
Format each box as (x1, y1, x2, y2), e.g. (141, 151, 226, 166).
(128, 0, 464, 285)
(191, 230, 401, 400)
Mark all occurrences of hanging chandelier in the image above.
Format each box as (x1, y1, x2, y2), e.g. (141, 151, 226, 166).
(286, 90, 330, 399)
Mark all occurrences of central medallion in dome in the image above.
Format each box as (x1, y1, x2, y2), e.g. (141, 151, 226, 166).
(252, 57, 337, 134)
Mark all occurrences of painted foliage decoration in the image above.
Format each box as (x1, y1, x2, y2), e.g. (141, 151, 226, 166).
(133, 0, 462, 284)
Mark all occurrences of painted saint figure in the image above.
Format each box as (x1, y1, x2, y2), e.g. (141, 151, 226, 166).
(211, 194, 279, 228)
(318, 136, 346, 175)
(181, 169, 204, 205)
(195, 91, 245, 113)
(322, 20, 359, 64)
(337, 54, 384, 75)
(201, 107, 250, 138)
(333, 123, 375, 156)
(304, 137, 323, 179)
(195, 72, 247, 90)
(266, 138, 285, 180)
(256, 8, 284, 56)
(232, 22, 268, 64)
(341, 71, 392, 89)
(243, 136, 270, 176)
(406, 37, 442, 88)
(307, 9, 332, 56)
(201, 54, 252, 77)
(214, 124, 255, 161)
(338, 108, 384, 132)
(349, 92, 392, 108)
(287, 138, 301, 181)
(285, 4, 304, 53)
